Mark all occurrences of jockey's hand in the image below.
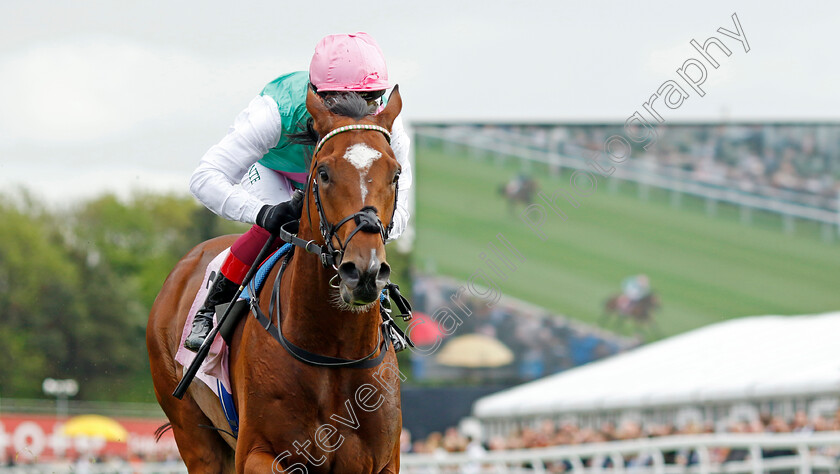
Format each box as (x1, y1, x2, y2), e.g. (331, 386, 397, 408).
(256, 190, 304, 234)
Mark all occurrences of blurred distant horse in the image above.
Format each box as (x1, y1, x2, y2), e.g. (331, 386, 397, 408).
(498, 175, 538, 211)
(147, 88, 405, 473)
(601, 292, 660, 337)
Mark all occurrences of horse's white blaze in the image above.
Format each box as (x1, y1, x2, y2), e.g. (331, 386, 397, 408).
(343, 143, 382, 203)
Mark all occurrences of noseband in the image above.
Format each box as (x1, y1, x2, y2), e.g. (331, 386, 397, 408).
(278, 123, 399, 271)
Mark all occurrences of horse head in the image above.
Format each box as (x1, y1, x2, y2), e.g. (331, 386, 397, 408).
(304, 86, 403, 309)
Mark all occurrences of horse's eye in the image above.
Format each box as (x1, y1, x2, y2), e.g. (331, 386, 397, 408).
(319, 169, 330, 184)
(392, 171, 400, 185)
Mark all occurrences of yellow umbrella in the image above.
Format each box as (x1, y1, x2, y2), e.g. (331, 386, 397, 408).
(435, 333, 514, 368)
(63, 415, 129, 442)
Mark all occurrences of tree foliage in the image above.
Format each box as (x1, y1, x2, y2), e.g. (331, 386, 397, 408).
(0, 192, 245, 401)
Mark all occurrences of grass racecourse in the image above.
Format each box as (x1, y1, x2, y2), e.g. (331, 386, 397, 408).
(413, 143, 840, 338)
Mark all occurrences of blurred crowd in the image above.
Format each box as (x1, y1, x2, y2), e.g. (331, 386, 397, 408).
(2, 451, 182, 473)
(404, 410, 840, 464)
(510, 124, 840, 210)
(412, 276, 630, 382)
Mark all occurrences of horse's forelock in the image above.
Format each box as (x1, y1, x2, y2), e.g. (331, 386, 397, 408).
(323, 93, 376, 120)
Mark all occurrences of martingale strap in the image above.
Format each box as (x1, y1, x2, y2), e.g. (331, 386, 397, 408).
(277, 220, 339, 268)
(251, 306, 390, 369)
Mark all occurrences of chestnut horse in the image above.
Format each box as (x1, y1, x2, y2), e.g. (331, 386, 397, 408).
(601, 292, 660, 338)
(147, 88, 405, 473)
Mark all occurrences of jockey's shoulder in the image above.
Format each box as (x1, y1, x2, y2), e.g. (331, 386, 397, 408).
(259, 72, 310, 116)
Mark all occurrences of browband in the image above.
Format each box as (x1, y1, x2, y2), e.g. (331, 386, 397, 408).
(314, 124, 391, 155)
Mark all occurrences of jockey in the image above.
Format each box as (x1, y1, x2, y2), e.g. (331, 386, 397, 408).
(618, 274, 650, 312)
(185, 32, 412, 351)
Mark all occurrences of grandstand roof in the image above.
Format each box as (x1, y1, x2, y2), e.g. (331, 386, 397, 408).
(473, 312, 840, 419)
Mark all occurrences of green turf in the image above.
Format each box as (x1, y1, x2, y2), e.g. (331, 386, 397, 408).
(413, 144, 840, 339)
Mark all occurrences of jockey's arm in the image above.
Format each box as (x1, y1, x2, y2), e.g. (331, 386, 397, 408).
(189, 95, 282, 225)
(191, 93, 412, 236)
(387, 115, 412, 242)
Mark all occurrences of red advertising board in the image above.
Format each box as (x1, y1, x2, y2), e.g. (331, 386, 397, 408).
(0, 413, 178, 462)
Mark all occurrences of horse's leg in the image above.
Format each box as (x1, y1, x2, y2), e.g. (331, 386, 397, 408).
(631, 312, 649, 341)
(239, 450, 279, 473)
(377, 438, 401, 474)
(599, 309, 612, 327)
(642, 297, 662, 338)
(170, 417, 236, 473)
(147, 237, 241, 472)
(614, 313, 625, 332)
(148, 311, 235, 471)
(646, 312, 662, 339)
(600, 296, 619, 327)
(151, 364, 236, 473)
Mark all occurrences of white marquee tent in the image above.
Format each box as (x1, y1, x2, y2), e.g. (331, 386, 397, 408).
(473, 312, 840, 430)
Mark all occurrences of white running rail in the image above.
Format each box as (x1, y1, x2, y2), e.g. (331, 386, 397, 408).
(415, 127, 840, 236)
(400, 431, 840, 474)
(2, 433, 838, 474)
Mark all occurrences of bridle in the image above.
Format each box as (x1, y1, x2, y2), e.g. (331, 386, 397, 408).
(250, 122, 413, 369)
(278, 123, 398, 274)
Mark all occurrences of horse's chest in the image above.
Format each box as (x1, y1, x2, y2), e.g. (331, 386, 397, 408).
(261, 368, 401, 472)
(311, 379, 401, 454)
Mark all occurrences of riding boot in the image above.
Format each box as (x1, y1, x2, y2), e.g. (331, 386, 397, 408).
(184, 273, 239, 352)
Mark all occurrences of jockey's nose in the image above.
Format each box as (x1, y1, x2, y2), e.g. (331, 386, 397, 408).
(338, 255, 390, 305)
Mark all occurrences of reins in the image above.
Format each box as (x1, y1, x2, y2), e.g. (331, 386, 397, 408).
(248, 247, 394, 368)
(248, 245, 414, 368)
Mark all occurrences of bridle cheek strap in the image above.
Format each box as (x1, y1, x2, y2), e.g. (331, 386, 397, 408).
(315, 183, 387, 266)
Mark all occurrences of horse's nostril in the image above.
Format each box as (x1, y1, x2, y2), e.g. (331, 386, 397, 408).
(338, 262, 360, 288)
(377, 262, 391, 284)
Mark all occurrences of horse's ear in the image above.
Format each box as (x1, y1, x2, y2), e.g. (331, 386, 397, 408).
(306, 87, 333, 136)
(375, 85, 402, 132)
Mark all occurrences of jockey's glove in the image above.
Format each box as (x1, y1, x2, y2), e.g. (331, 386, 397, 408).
(256, 190, 304, 234)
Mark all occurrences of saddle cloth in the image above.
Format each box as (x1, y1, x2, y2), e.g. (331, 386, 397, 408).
(174, 249, 236, 394)
(173, 245, 292, 436)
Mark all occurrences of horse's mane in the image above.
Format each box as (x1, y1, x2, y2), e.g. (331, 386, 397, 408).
(287, 92, 376, 150)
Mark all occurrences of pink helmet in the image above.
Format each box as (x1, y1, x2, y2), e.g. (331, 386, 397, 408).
(309, 32, 390, 92)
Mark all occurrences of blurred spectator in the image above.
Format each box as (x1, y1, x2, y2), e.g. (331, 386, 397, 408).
(407, 410, 840, 460)
(463, 435, 486, 474)
(411, 275, 631, 383)
(400, 429, 412, 454)
(478, 123, 840, 211)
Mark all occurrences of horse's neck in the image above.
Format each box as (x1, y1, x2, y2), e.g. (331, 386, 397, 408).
(278, 244, 381, 360)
